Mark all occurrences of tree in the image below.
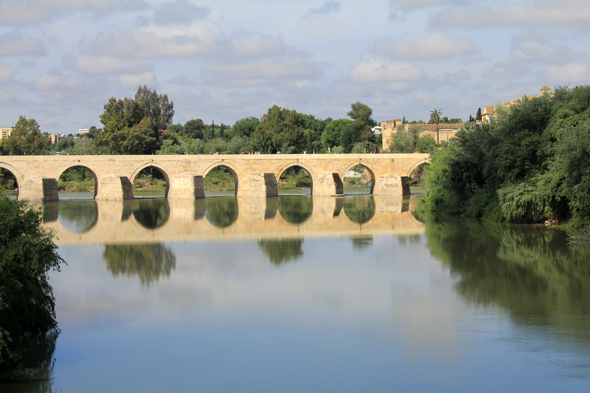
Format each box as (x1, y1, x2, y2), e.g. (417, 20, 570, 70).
(347, 102, 377, 127)
(340, 121, 366, 153)
(5, 116, 50, 155)
(97, 86, 174, 154)
(94, 117, 157, 155)
(430, 108, 443, 146)
(182, 119, 205, 139)
(322, 119, 352, 150)
(232, 117, 260, 138)
(0, 197, 64, 374)
(254, 105, 306, 153)
(390, 124, 419, 153)
(476, 107, 482, 121)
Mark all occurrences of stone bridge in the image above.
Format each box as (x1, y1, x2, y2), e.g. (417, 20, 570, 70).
(40, 196, 425, 245)
(0, 153, 430, 201)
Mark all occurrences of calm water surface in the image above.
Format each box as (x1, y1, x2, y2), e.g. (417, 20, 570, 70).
(3, 192, 590, 393)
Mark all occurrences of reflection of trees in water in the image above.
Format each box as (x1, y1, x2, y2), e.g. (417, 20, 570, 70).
(351, 236, 373, 250)
(426, 220, 590, 343)
(205, 198, 239, 228)
(194, 198, 206, 220)
(132, 199, 170, 229)
(397, 235, 421, 245)
(343, 196, 375, 224)
(57, 200, 98, 233)
(278, 196, 313, 225)
(0, 329, 58, 389)
(258, 239, 304, 265)
(103, 243, 176, 285)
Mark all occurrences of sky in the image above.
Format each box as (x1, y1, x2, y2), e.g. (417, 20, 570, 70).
(1, 0, 590, 135)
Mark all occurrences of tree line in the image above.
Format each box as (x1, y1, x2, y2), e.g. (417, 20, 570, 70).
(0, 86, 388, 156)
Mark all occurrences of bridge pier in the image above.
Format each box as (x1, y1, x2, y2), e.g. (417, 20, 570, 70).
(168, 174, 205, 199)
(374, 174, 410, 196)
(19, 177, 59, 202)
(95, 175, 134, 201)
(238, 172, 278, 198)
(313, 172, 343, 196)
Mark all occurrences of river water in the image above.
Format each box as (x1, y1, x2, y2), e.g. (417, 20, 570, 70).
(3, 189, 590, 392)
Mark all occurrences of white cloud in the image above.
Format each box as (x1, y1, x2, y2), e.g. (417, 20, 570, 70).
(0, 0, 148, 25)
(75, 56, 151, 75)
(432, 0, 590, 28)
(546, 63, 589, 84)
(302, 1, 342, 19)
(0, 32, 45, 56)
(0, 91, 16, 101)
(511, 32, 574, 64)
(205, 56, 322, 87)
(389, 0, 472, 9)
(0, 66, 17, 81)
(230, 31, 285, 57)
(375, 32, 475, 60)
(93, 22, 225, 58)
(153, 0, 209, 25)
(482, 59, 526, 81)
(350, 59, 424, 83)
(120, 72, 156, 88)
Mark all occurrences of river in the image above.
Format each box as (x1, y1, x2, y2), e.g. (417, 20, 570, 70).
(2, 189, 590, 392)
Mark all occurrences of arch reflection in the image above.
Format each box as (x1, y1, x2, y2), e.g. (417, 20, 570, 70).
(343, 196, 376, 225)
(58, 200, 99, 233)
(205, 197, 239, 228)
(278, 196, 313, 225)
(133, 199, 170, 229)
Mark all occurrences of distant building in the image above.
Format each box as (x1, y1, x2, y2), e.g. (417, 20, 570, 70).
(481, 85, 553, 123)
(49, 134, 61, 144)
(1, 127, 13, 139)
(79, 128, 90, 135)
(381, 120, 462, 150)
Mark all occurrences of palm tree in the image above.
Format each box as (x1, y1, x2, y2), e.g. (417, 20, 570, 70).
(430, 108, 443, 146)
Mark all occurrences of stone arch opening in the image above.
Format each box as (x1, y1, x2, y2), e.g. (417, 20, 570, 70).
(132, 165, 170, 198)
(58, 165, 98, 199)
(0, 166, 19, 199)
(132, 198, 170, 230)
(277, 165, 313, 195)
(58, 200, 99, 234)
(408, 162, 430, 193)
(343, 195, 376, 225)
(341, 162, 375, 195)
(204, 197, 239, 228)
(203, 164, 239, 197)
(278, 195, 313, 225)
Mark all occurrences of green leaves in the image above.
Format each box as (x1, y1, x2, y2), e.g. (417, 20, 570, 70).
(0, 197, 64, 371)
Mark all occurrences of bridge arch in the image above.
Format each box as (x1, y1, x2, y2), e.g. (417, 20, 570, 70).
(0, 162, 24, 199)
(130, 162, 172, 198)
(340, 160, 376, 194)
(406, 157, 431, 177)
(276, 161, 315, 195)
(202, 161, 240, 196)
(58, 164, 99, 199)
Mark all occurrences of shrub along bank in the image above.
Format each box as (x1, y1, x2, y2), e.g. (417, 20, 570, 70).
(421, 85, 590, 228)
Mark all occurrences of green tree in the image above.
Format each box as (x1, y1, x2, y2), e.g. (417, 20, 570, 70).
(182, 119, 205, 139)
(0, 197, 65, 374)
(476, 107, 482, 121)
(430, 108, 443, 146)
(5, 116, 50, 155)
(254, 105, 305, 153)
(340, 121, 366, 153)
(97, 86, 174, 154)
(390, 124, 419, 153)
(232, 117, 260, 138)
(322, 118, 352, 150)
(416, 134, 437, 153)
(347, 102, 377, 127)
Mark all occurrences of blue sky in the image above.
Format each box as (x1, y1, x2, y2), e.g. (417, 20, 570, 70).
(1, 0, 589, 135)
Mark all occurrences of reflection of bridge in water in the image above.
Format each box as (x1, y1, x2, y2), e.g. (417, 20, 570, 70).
(42, 195, 425, 245)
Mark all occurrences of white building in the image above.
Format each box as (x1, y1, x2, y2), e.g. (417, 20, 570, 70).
(1, 127, 12, 139)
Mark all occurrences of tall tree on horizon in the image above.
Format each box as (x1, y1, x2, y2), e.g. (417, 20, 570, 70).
(430, 108, 443, 146)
